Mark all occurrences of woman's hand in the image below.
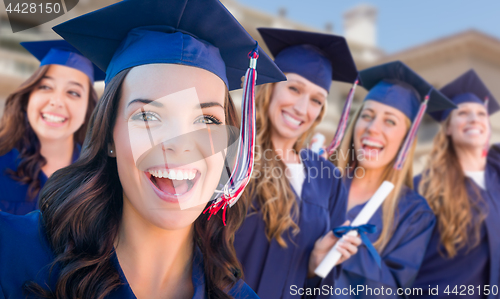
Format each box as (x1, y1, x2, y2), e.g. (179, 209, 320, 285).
(307, 221, 362, 278)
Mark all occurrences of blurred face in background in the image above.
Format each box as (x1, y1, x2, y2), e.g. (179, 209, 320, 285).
(447, 102, 489, 150)
(353, 100, 409, 171)
(26, 64, 90, 143)
(267, 73, 327, 145)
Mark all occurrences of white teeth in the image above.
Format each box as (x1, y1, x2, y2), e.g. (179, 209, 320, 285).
(283, 112, 301, 126)
(42, 113, 66, 123)
(362, 139, 383, 148)
(466, 129, 481, 135)
(148, 169, 197, 181)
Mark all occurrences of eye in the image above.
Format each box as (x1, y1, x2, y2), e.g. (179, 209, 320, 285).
(38, 84, 51, 90)
(288, 86, 299, 93)
(312, 98, 322, 106)
(68, 90, 81, 98)
(385, 119, 396, 126)
(130, 111, 160, 122)
(478, 111, 487, 117)
(360, 113, 373, 121)
(194, 114, 222, 125)
(458, 110, 467, 116)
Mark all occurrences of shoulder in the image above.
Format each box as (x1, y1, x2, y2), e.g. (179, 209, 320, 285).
(0, 211, 54, 274)
(228, 279, 259, 299)
(0, 148, 21, 169)
(300, 148, 342, 177)
(398, 186, 434, 221)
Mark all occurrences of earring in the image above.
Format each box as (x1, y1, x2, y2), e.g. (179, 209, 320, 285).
(109, 149, 114, 154)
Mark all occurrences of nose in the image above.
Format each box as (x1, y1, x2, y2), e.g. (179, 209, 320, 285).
(293, 94, 308, 115)
(366, 117, 382, 136)
(158, 124, 197, 155)
(48, 91, 64, 108)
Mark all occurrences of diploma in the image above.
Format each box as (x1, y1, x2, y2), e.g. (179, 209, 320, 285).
(314, 181, 395, 278)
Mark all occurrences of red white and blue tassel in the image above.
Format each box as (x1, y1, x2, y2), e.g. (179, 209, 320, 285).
(204, 45, 259, 225)
(326, 78, 359, 155)
(394, 93, 430, 170)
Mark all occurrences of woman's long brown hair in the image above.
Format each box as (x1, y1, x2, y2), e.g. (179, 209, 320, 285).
(242, 82, 326, 248)
(419, 116, 486, 258)
(25, 68, 245, 299)
(0, 65, 98, 199)
(330, 103, 416, 252)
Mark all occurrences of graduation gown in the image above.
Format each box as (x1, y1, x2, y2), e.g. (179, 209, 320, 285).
(411, 149, 500, 299)
(335, 177, 436, 299)
(0, 211, 258, 299)
(234, 149, 348, 299)
(0, 146, 80, 215)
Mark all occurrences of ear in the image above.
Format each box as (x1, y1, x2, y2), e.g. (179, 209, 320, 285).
(108, 143, 116, 157)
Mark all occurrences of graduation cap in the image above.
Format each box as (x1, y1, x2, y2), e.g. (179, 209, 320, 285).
(52, 0, 287, 223)
(52, 0, 285, 89)
(257, 28, 358, 91)
(21, 40, 105, 83)
(429, 69, 500, 122)
(359, 61, 455, 169)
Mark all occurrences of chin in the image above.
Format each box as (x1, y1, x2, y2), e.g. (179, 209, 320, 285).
(148, 208, 202, 231)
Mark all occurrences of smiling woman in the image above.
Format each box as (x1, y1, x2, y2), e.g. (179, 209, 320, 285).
(0, 0, 287, 298)
(0, 40, 102, 215)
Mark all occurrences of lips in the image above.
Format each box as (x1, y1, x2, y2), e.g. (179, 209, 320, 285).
(282, 111, 303, 128)
(41, 112, 68, 126)
(145, 167, 200, 203)
(360, 137, 384, 159)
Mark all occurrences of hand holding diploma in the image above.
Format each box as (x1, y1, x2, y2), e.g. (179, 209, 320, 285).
(313, 181, 395, 278)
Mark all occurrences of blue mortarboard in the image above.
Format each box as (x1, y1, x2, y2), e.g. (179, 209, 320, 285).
(429, 69, 500, 121)
(360, 61, 455, 120)
(257, 28, 358, 92)
(52, 0, 285, 88)
(20, 40, 105, 83)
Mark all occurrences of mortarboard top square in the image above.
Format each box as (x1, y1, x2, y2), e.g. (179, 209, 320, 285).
(52, 0, 286, 89)
(359, 61, 455, 120)
(257, 28, 358, 92)
(21, 40, 106, 83)
(430, 69, 500, 121)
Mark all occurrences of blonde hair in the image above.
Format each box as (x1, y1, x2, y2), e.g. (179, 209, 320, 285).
(330, 103, 415, 252)
(242, 82, 327, 247)
(419, 116, 485, 258)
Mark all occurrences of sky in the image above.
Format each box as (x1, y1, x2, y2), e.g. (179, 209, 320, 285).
(237, 0, 500, 54)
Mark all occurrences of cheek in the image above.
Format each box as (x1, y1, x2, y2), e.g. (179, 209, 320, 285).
(26, 93, 45, 120)
(352, 121, 366, 150)
(307, 106, 322, 123)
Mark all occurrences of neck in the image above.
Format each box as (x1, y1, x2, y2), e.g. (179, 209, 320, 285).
(39, 136, 75, 177)
(348, 165, 386, 210)
(455, 144, 486, 172)
(271, 131, 300, 164)
(116, 198, 194, 298)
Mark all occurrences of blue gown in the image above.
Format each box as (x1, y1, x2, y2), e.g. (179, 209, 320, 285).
(0, 211, 258, 299)
(234, 149, 348, 299)
(335, 177, 436, 299)
(0, 146, 80, 215)
(411, 149, 500, 299)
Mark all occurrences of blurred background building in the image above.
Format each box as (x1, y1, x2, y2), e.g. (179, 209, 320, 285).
(1, 0, 500, 173)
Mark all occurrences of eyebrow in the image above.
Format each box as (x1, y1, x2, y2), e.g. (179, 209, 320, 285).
(288, 79, 305, 86)
(199, 102, 224, 109)
(42, 76, 84, 89)
(127, 99, 164, 108)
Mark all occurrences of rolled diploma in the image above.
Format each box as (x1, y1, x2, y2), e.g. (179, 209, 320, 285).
(314, 181, 395, 278)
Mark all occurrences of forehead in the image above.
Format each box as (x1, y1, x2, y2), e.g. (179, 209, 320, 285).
(363, 100, 406, 118)
(45, 64, 90, 85)
(284, 73, 328, 96)
(122, 64, 226, 102)
(457, 102, 487, 110)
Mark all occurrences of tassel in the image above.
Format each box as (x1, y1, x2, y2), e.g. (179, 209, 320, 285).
(483, 96, 490, 157)
(326, 78, 359, 155)
(203, 44, 259, 225)
(394, 94, 430, 170)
